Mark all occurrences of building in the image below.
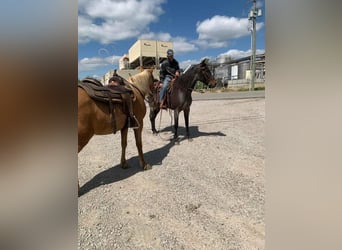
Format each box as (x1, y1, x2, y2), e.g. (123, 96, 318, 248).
(119, 54, 129, 70)
(101, 39, 173, 84)
(128, 39, 173, 69)
(212, 53, 265, 87)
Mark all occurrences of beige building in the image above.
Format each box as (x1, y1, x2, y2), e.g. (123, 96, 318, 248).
(128, 39, 173, 69)
(101, 39, 173, 84)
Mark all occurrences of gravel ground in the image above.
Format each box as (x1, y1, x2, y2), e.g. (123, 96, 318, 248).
(78, 97, 265, 250)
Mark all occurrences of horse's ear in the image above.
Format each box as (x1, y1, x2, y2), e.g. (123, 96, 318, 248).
(200, 58, 209, 65)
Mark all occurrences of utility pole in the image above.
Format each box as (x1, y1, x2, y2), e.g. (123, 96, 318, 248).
(248, 0, 262, 91)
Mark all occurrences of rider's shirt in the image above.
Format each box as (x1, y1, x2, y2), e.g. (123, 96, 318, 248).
(159, 58, 180, 81)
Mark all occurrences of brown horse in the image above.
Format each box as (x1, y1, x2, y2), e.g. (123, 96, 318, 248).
(78, 68, 154, 191)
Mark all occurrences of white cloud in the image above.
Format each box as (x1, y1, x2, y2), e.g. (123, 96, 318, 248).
(179, 59, 199, 70)
(139, 32, 171, 41)
(78, 55, 121, 72)
(78, 0, 166, 44)
(218, 49, 265, 60)
(173, 37, 198, 54)
(178, 56, 214, 70)
(196, 15, 264, 49)
(195, 39, 228, 49)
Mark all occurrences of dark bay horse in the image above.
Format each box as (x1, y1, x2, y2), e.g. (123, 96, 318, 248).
(148, 59, 216, 140)
(78, 68, 154, 191)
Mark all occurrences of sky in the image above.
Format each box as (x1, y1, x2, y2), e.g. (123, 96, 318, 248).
(78, 0, 265, 79)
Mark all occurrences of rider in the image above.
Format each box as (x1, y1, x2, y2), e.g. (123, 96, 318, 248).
(108, 70, 140, 129)
(159, 49, 180, 109)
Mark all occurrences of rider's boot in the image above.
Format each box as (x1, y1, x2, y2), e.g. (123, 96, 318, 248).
(159, 95, 167, 110)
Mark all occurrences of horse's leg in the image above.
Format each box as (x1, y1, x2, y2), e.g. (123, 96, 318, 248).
(173, 109, 179, 140)
(78, 132, 92, 153)
(149, 106, 160, 134)
(120, 127, 130, 169)
(78, 130, 93, 195)
(134, 126, 152, 170)
(184, 108, 193, 141)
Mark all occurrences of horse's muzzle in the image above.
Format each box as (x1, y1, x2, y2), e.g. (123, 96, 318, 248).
(208, 79, 217, 88)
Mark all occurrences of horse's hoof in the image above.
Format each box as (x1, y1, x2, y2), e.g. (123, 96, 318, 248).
(172, 138, 180, 145)
(121, 162, 130, 169)
(144, 164, 152, 170)
(172, 137, 180, 144)
(188, 138, 193, 142)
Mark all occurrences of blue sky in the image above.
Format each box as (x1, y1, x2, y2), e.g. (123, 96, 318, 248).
(78, 0, 265, 79)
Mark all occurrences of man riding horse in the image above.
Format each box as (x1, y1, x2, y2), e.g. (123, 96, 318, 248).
(159, 49, 180, 109)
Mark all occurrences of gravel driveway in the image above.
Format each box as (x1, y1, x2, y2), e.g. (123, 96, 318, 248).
(78, 97, 265, 249)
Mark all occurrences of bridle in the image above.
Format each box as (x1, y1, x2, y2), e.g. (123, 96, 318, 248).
(189, 65, 213, 91)
(168, 64, 214, 93)
(199, 66, 214, 85)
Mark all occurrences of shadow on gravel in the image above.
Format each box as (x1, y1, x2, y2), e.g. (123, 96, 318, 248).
(79, 140, 177, 197)
(79, 126, 225, 197)
(79, 164, 140, 197)
(144, 126, 225, 164)
(158, 125, 226, 141)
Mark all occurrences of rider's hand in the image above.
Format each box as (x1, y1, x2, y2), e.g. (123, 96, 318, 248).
(175, 71, 180, 77)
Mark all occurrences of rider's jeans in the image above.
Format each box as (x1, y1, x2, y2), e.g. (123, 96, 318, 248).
(159, 75, 172, 102)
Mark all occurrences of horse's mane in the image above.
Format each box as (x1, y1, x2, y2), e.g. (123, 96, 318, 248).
(177, 59, 211, 87)
(183, 64, 196, 74)
(177, 64, 197, 85)
(128, 69, 153, 96)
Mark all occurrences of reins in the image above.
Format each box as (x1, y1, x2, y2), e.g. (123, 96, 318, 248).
(157, 109, 174, 141)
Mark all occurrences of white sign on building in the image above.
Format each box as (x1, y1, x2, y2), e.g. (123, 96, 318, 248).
(231, 65, 238, 80)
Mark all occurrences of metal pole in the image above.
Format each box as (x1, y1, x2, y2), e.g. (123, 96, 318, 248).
(249, 29, 252, 90)
(250, 0, 257, 91)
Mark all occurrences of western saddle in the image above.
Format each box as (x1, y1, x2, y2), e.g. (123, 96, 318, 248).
(78, 75, 139, 133)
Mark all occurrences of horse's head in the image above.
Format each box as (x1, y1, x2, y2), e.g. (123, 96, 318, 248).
(197, 58, 217, 88)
